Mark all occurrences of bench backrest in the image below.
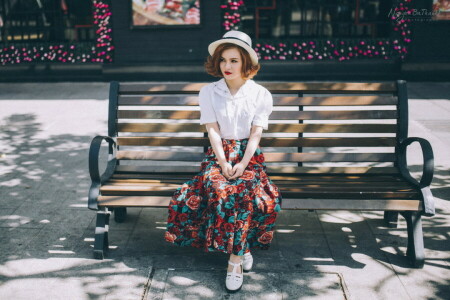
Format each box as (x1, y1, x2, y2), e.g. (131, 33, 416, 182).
(109, 81, 408, 176)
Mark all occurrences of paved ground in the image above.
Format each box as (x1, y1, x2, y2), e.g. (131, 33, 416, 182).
(0, 81, 449, 300)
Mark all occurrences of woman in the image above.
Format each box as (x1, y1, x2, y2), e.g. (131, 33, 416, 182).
(164, 30, 282, 292)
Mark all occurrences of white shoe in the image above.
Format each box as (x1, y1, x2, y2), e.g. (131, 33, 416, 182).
(225, 260, 243, 292)
(243, 252, 253, 272)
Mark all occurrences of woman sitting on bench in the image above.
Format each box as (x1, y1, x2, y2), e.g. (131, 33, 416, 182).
(164, 30, 282, 293)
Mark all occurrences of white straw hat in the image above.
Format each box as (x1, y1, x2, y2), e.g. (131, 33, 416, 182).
(208, 31, 259, 66)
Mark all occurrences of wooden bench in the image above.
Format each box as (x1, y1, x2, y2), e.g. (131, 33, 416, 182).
(88, 80, 434, 267)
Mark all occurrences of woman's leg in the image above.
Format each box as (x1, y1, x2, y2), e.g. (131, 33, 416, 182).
(227, 253, 243, 273)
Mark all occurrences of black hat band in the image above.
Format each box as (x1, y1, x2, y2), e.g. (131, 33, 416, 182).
(222, 36, 251, 48)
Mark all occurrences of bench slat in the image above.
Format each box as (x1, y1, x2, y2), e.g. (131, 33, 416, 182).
(118, 95, 398, 106)
(103, 180, 415, 190)
(110, 173, 406, 181)
(97, 196, 421, 211)
(116, 137, 397, 147)
(116, 151, 396, 162)
(115, 165, 400, 174)
(117, 123, 397, 133)
(118, 82, 397, 94)
(100, 185, 418, 198)
(117, 110, 397, 120)
(107, 179, 411, 187)
(281, 199, 422, 210)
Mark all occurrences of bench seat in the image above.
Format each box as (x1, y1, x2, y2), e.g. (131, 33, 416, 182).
(98, 173, 421, 210)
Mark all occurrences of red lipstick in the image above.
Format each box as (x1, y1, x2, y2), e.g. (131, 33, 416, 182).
(225, 71, 232, 75)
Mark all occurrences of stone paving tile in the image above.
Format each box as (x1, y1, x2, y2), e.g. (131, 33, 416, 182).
(0, 257, 148, 300)
(0, 208, 18, 227)
(146, 268, 348, 300)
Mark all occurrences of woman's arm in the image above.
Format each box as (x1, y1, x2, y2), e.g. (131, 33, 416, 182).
(228, 125, 263, 180)
(205, 122, 233, 179)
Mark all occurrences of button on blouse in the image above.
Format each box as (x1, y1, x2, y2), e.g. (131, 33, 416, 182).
(199, 78, 273, 140)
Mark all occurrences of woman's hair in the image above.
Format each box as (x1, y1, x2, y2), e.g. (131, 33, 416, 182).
(204, 43, 261, 79)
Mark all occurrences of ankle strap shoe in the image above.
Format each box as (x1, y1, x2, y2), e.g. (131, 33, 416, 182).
(225, 260, 243, 292)
(243, 252, 253, 272)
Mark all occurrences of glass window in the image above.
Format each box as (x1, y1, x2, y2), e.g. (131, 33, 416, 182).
(0, 0, 94, 43)
(240, 0, 394, 39)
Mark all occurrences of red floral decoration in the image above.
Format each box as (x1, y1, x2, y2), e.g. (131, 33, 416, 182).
(221, 0, 413, 61)
(221, 0, 245, 31)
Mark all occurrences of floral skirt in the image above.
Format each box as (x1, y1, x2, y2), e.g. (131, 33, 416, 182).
(164, 138, 282, 256)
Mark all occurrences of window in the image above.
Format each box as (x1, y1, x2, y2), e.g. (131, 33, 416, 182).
(0, 0, 94, 43)
(240, 0, 394, 39)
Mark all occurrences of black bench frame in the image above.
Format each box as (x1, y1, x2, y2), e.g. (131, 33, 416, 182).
(88, 80, 434, 268)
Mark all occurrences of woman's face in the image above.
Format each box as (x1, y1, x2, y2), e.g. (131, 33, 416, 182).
(219, 47, 243, 81)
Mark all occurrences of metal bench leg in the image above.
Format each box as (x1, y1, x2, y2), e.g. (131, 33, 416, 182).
(384, 211, 399, 228)
(93, 208, 111, 260)
(114, 207, 127, 223)
(400, 211, 425, 268)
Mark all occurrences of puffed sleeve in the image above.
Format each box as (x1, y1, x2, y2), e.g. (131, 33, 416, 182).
(199, 86, 217, 125)
(252, 88, 273, 130)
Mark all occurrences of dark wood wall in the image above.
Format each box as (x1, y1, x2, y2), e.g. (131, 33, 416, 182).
(110, 0, 221, 64)
(1, 0, 449, 81)
(407, 0, 450, 62)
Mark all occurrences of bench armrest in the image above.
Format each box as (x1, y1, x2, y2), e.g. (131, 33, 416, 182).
(398, 137, 435, 216)
(88, 136, 117, 210)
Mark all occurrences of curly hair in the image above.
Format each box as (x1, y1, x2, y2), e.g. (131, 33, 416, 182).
(204, 43, 260, 79)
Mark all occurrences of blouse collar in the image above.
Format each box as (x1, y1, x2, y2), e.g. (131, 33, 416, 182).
(212, 78, 254, 99)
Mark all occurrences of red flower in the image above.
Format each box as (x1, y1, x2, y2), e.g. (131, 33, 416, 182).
(165, 231, 177, 243)
(257, 231, 274, 244)
(224, 222, 235, 232)
(240, 170, 255, 181)
(243, 194, 252, 202)
(235, 220, 244, 229)
(186, 195, 201, 210)
(255, 154, 265, 164)
(218, 188, 228, 199)
(265, 213, 277, 225)
(225, 185, 236, 195)
(236, 184, 246, 194)
(167, 210, 177, 223)
(178, 213, 188, 223)
(172, 227, 181, 236)
(250, 220, 259, 229)
(260, 175, 269, 185)
(211, 173, 226, 182)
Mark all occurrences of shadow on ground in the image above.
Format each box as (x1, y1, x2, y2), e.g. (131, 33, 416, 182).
(0, 112, 449, 299)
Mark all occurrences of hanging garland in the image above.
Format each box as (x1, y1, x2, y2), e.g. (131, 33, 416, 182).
(221, 1, 245, 31)
(221, 0, 412, 61)
(0, 0, 114, 65)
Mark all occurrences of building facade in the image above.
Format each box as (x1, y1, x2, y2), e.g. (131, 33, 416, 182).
(1, 0, 449, 81)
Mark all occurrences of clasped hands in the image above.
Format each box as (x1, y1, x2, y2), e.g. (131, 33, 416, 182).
(219, 161, 246, 181)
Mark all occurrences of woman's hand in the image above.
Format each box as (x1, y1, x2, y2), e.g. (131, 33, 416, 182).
(219, 161, 234, 180)
(228, 162, 246, 181)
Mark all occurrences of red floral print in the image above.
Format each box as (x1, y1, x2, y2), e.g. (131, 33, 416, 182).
(165, 138, 282, 255)
(186, 195, 201, 210)
(257, 231, 274, 244)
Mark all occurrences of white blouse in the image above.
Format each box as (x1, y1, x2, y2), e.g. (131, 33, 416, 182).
(199, 78, 273, 140)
